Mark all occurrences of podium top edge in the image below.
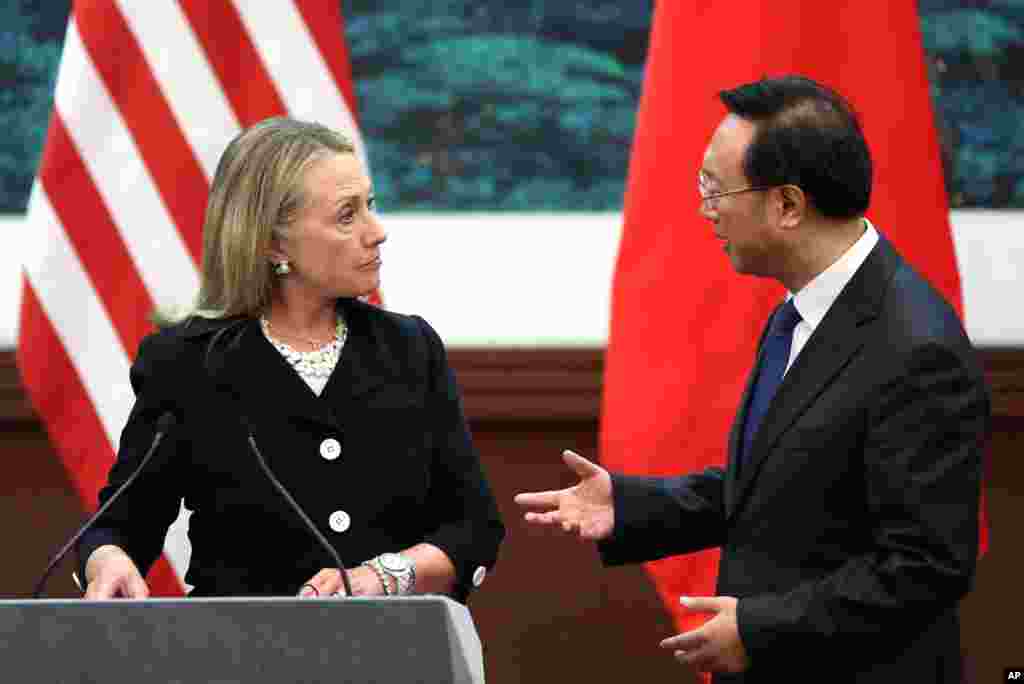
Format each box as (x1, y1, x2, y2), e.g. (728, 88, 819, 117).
(0, 595, 461, 607)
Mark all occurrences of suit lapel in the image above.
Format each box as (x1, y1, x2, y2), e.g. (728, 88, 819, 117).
(726, 235, 901, 519)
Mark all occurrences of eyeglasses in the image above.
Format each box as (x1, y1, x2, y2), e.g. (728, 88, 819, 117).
(698, 172, 775, 210)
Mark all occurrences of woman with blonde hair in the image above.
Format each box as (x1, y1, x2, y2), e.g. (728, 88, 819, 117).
(78, 117, 504, 600)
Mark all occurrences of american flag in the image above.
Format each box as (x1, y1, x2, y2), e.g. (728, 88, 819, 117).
(18, 0, 366, 595)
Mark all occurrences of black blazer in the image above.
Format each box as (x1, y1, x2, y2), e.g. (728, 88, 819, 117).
(600, 235, 989, 682)
(78, 298, 505, 601)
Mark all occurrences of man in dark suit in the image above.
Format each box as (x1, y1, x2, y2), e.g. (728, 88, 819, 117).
(515, 75, 989, 682)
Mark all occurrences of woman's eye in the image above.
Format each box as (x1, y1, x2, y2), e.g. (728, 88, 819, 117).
(339, 210, 355, 224)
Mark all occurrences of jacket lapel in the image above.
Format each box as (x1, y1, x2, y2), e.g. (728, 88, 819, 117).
(194, 317, 341, 433)
(726, 235, 901, 519)
(182, 300, 402, 464)
(320, 298, 393, 407)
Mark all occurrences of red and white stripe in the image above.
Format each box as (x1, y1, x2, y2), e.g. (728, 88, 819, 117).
(18, 0, 365, 595)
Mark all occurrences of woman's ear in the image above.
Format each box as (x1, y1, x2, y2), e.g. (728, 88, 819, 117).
(266, 234, 289, 264)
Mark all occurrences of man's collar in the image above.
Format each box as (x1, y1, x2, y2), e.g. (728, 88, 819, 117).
(789, 219, 879, 331)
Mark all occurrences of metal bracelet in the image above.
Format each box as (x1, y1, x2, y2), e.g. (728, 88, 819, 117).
(382, 554, 416, 595)
(362, 559, 392, 596)
(402, 562, 416, 595)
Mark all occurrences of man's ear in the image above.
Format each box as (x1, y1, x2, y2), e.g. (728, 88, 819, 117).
(776, 184, 806, 229)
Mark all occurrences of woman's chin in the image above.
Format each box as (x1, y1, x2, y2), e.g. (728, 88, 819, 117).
(344, 281, 380, 300)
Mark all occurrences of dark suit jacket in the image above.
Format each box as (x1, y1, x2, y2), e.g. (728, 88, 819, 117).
(600, 235, 989, 682)
(78, 298, 505, 601)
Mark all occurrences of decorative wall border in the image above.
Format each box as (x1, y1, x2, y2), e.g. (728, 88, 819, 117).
(2, 348, 1021, 425)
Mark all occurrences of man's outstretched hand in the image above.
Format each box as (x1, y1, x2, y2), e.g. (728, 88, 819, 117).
(513, 450, 615, 541)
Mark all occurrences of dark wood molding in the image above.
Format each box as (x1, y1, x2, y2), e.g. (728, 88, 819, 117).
(451, 347, 1024, 422)
(448, 348, 603, 422)
(2, 347, 1023, 424)
(0, 350, 35, 426)
(980, 348, 1024, 421)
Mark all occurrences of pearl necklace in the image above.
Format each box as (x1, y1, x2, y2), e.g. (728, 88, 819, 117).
(260, 314, 348, 395)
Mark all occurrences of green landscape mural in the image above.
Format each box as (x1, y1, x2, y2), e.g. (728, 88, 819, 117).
(1, 1, 1022, 212)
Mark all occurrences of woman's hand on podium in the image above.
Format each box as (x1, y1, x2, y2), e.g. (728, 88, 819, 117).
(83, 545, 150, 599)
(298, 566, 388, 598)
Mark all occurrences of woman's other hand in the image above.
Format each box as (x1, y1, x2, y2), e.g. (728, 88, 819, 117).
(83, 545, 150, 599)
(298, 565, 390, 598)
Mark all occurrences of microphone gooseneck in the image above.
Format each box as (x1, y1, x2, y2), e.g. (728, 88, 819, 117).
(203, 325, 352, 597)
(246, 433, 354, 597)
(33, 411, 177, 599)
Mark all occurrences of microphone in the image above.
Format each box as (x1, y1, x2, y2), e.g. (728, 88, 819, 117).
(202, 325, 352, 596)
(244, 430, 354, 597)
(33, 411, 177, 599)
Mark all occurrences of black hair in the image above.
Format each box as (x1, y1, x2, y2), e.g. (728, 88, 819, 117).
(719, 75, 872, 219)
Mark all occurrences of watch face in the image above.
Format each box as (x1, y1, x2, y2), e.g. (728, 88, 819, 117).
(380, 553, 408, 573)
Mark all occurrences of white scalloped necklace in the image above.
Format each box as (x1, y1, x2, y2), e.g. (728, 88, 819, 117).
(259, 314, 348, 396)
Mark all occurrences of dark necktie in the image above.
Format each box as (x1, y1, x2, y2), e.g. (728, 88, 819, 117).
(741, 299, 802, 468)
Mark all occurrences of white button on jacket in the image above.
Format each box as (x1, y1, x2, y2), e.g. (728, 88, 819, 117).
(319, 438, 341, 461)
(329, 510, 351, 533)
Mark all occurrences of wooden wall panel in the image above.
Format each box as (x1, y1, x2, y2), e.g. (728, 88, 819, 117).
(1, 348, 1021, 682)
(960, 417, 1023, 683)
(468, 420, 689, 683)
(0, 420, 83, 599)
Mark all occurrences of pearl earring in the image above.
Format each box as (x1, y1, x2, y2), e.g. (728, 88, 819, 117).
(273, 260, 291, 276)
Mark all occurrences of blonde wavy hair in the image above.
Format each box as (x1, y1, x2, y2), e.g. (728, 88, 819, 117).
(184, 117, 356, 320)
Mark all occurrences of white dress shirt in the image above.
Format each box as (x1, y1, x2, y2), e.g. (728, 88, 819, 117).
(784, 220, 880, 374)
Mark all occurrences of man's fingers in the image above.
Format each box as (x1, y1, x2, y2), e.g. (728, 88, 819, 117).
(523, 510, 564, 526)
(679, 595, 721, 613)
(676, 645, 717, 672)
(667, 631, 717, 671)
(514, 449, 600, 513)
(660, 630, 707, 651)
(513, 490, 562, 510)
(525, 511, 589, 538)
(562, 450, 601, 479)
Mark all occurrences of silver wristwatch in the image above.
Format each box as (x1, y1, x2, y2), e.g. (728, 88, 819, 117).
(377, 552, 416, 595)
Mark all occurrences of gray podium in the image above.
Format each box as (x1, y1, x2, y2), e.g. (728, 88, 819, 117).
(0, 595, 484, 683)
